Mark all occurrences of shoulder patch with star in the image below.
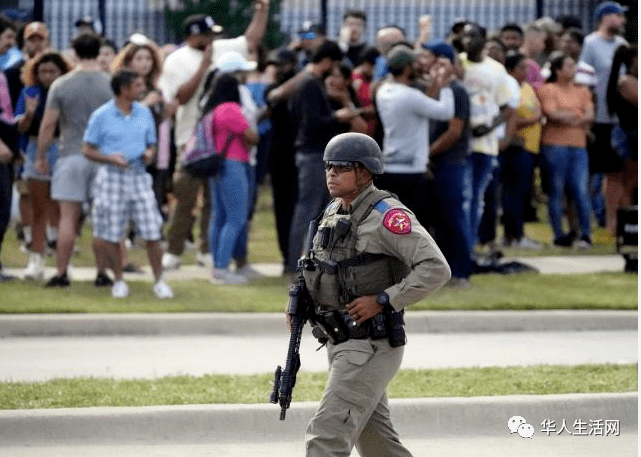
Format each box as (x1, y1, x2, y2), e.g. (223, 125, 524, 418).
(382, 208, 412, 235)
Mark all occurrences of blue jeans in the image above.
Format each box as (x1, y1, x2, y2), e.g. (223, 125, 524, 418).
(232, 164, 256, 262)
(469, 152, 498, 249)
(208, 160, 250, 269)
(541, 145, 591, 240)
(286, 153, 328, 272)
(500, 146, 535, 241)
(432, 159, 473, 279)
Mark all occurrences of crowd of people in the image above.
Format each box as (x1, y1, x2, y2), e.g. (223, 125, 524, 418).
(0, 0, 636, 293)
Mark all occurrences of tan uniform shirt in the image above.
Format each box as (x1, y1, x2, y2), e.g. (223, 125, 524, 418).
(344, 183, 451, 310)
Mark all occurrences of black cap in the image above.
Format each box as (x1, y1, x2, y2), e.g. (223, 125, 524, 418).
(266, 48, 297, 66)
(75, 16, 95, 28)
(184, 15, 223, 37)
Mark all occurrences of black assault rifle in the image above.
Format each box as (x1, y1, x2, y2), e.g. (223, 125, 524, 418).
(270, 220, 318, 420)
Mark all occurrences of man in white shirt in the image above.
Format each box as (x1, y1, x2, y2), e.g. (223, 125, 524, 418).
(459, 23, 513, 250)
(158, 3, 269, 270)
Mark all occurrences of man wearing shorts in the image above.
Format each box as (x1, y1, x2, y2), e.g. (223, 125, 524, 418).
(36, 33, 113, 287)
(83, 69, 173, 299)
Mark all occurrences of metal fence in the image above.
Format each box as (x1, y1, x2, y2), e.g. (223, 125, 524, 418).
(279, 0, 603, 45)
(13, 0, 603, 51)
(43, 0, 169, 51)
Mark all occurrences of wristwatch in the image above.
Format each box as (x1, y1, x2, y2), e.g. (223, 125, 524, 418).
(377, 291, 393, 313)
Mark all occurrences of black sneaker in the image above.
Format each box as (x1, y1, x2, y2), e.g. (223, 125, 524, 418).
(45, 272, 70, 288)
(95, 272, 114, 287)
(553, 234, 573, 248)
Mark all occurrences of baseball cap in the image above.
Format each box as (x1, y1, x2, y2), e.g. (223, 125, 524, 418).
(184, 15, 223, 37)
(215, 51, 257, 73)
(75, 16, 94, 27)
(422, 40, 455, 62)
(595, 1, 628, 21)
(298, 21, 324, 40)
(266, 48, 297, 66)
(595, 1, 629, 21)
(386, 46, 415, 73)
(450, 18, 469, 34)
(74, 16, 102, 34)
(24, 22, 48, 40)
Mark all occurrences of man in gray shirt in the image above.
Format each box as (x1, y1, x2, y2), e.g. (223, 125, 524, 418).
(36, 33, 113, 287)
(579, 1, 628, 235)
(376, 45, 454, 226)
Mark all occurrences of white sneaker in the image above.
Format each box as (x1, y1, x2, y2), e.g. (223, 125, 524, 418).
(196, 252, 213, 267)
(24, 253, 45, 280)
(235, 264, 263, 279)
(112, 280, 129, 298)
(161, 252, 181, 270)
(153, 280, 174, 299)
(513, 237, 543, 251)
(184, 239, 198, 251)
(211, 267, 248, 285)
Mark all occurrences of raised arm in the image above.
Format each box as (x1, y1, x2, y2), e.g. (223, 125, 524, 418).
(243, 0, 271, 54)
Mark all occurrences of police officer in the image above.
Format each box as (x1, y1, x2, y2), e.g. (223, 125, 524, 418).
(300, 132, 451, 457)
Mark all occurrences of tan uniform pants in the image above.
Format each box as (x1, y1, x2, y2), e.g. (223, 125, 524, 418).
(305, 338, 413, 457)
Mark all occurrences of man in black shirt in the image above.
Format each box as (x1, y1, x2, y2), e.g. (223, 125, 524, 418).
(285, 40, 355, 274)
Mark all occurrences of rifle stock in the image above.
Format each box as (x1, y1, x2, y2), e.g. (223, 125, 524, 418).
(270, 220, 318, 420)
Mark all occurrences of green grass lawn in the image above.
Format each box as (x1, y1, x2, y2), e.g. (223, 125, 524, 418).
(0, 364, 635, 409)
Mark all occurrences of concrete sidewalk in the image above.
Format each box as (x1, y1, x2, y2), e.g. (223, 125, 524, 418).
(3, 255, 628, 282)
(0, 393, 636, 445)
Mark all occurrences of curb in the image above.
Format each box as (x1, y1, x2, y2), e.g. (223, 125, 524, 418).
(0, 310, 636, 337)
(2, 255, 627, 282)
(0, 393, 635, 445)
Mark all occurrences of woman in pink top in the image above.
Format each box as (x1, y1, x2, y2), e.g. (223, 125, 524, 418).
(200, 73, 259, 284)
(539, 52, 594, 248)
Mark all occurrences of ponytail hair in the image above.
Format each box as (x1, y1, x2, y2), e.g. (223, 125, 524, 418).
(606, 43, 637, 116)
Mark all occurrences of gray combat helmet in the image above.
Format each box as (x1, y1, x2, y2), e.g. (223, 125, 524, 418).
(323, 133, 384, 174)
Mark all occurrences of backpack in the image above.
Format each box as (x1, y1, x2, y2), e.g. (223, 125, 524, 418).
(182, 110, 234, 178)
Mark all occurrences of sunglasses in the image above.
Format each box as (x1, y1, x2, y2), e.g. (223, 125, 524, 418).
(324, 161, 358, 173)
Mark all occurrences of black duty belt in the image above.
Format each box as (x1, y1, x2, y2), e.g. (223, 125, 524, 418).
(312, 309, 403, 346)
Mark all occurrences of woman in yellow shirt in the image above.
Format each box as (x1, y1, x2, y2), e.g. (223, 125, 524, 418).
(501, 52, 542, 249)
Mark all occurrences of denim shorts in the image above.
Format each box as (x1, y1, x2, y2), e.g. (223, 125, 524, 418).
(22, 141, 58, 182)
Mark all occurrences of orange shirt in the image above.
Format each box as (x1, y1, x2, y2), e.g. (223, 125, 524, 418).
(539, 83, 593, 148)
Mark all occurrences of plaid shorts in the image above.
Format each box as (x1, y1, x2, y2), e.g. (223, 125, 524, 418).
(91, 165, 163, 243)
